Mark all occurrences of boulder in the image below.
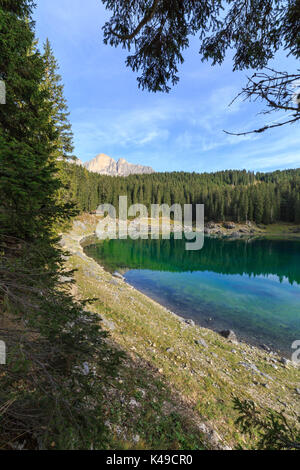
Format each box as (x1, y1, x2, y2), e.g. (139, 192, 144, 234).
(185, 319, 195, 326)
(223, 222, 235, 229)
(206, 222, 216, 229)
(129, 398, 140, 408)
(197, 423, 231, 450)
(230, 231, 241, 238)
(113, 271, 125, 280)
(280, 357, 290, 366)
(239, 361, 273, 381)
(260, 344, 271, 352)
(195, 338, 208, 348)
(74, 220, 86, 230)
(101, 317, 116, 331)
(59, 276, 73, 283)
(219, 329, 237, 342)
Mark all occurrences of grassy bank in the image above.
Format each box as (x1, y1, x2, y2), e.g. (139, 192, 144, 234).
(62, 214, 300, 450)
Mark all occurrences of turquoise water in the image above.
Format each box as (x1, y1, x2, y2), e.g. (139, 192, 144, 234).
(84, 236, 300, 354)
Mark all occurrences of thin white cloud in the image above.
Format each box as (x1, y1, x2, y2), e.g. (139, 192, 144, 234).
(73, 83, 253, 163)
(73, 96, 300, 171)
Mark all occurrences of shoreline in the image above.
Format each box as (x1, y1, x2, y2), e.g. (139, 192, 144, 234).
(81, 224, 300, 358)
(82, 240, 291, 358)
(61, 214, 300, 449)
(116, 275, 292, 358)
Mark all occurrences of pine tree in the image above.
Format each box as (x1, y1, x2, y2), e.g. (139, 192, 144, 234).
(42, 38, 74, 160)
(0, 1, 63, 238)
(294, 194, 300, 224)
(41, 38, 79, 213)
(0, 1, 116, 449)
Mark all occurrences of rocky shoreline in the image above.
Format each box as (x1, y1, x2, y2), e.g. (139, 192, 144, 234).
(61, 214, 300, 449)
(70, 217, 298, 359)
(82, 215, 300, 241)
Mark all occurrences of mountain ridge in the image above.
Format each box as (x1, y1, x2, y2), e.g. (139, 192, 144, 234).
(83, 153, 154, 176)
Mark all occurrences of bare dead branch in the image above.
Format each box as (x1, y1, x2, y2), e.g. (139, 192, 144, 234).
(225, 68, 300, 135)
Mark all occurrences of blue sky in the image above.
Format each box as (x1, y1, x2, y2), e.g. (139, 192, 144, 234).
(34, 0, 300, 173)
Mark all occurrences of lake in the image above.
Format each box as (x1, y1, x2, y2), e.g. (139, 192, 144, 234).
(84, 236, 300, 356)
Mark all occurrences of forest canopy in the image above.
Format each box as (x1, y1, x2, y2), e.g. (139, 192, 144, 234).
(63, 164, 300, 225)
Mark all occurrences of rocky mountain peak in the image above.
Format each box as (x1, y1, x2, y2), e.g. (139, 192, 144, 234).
(84, 153, 154, 177)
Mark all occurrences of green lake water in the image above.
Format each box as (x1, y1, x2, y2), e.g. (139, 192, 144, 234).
(84, 236, 300, 355)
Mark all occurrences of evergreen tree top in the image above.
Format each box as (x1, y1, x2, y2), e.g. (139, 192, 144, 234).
(42, 37, 75, 160)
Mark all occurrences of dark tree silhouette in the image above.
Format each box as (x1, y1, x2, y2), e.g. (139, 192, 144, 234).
(101, 0, 300, 133)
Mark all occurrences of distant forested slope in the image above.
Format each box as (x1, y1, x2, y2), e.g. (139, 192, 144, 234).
(61, 163, 300, 224)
